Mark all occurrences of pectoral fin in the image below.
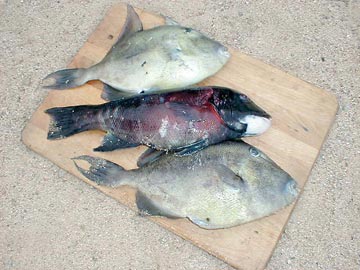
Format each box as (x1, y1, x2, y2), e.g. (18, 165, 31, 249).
(135, 191, 180, 219)
(215, 164, 247, 190)
(174, 139, 209, 156)
(93, 132, 139, 152)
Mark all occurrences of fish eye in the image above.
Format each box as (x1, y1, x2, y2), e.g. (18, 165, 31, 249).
(184, 28, 192, 33)
(238, 94, 249, 101)
(249, 147, 260, 157)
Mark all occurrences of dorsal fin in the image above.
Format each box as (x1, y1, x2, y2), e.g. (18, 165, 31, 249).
(116, 4, 143, 44)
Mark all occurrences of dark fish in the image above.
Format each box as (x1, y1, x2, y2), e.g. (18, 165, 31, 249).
(45, 87, 271, 156)
(73, 141, 299, 229)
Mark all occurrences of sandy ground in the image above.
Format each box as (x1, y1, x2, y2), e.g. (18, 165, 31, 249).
(1, 0, 359, 269)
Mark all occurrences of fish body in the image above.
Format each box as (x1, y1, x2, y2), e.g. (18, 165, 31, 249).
(46, 87, 271, 155)
(95, 25, 230, 92)
(43, 5, 230, 99)
(74, 141, 299, 229)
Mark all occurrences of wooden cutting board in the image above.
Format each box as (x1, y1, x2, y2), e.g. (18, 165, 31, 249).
(21, 4, 338, 270)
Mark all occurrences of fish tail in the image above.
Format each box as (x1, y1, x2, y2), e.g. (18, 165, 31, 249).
(45, 105, 102, 140)
(43, 68, 89, 90)
(72, 155, 126, 187)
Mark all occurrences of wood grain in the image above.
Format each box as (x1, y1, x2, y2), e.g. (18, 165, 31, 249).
(21, 4, 338, 270)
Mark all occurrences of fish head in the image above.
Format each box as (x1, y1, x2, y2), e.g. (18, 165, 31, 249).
(177, 27, 230, 65)
(200, 143, 299, 228)
(230, 143, 299, 209)
(186, 142, 299, 229)
(212, 89, 271, 136)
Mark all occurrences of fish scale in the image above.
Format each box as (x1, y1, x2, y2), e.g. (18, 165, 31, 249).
(103, 90, 229, 149)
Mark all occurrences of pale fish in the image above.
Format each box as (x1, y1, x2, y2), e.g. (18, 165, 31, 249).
(43, 5, 230, 100)
(73, 141, 298, 229)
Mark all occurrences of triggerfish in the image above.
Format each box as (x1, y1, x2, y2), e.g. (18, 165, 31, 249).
(73, 141, 298, 229)
(43, 5, 230, 100)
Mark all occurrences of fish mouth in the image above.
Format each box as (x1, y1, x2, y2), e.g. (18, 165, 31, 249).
(217, 45, 230, 59)
(240, 115, 271, 136)
(284, 177, 299, 197)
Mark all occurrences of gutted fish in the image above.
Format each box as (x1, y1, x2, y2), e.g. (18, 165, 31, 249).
(73, 141, 298, 229)
(43, 5, 230, 100)
(45, 87, 271, 156)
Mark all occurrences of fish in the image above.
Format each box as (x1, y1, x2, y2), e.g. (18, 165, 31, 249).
(72, 141, 299, 229)
(45, 86, 271, 157)
(43, 5, 230, 100)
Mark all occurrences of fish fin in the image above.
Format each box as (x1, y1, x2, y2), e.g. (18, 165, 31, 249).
(135, 191, 180, 218)
(43, 68, 88, 90)
(93, 132, 139, 152)
(174, 139, 209, 156)
(187, 216, 212, 229)
(167, 88, 214, 106)
(137, 148, 166, 167)
(163, 16, 180, 25)
(116, 4, 143, 44)
(72, 155, 125, 187)
(188, 216, 226, 229)
(101, 84, 133, 101)
(216, 164, 247, 190)
(45, 105, 100, 140)
(164, 102, 196, 120)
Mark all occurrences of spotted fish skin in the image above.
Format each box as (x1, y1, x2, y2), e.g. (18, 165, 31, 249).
(73, 141, 299, 229)
(45, 87, 271, 155)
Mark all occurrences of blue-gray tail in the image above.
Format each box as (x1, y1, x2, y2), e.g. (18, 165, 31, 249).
(43, 68, 88, 90)
(45, 105, 102, 140)
(72, 155, 125, 187)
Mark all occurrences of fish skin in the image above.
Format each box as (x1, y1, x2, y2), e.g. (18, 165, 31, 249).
(73, 141, 299, 229)
(45, 87, 271, 155)
(43, 5, 230, 97)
